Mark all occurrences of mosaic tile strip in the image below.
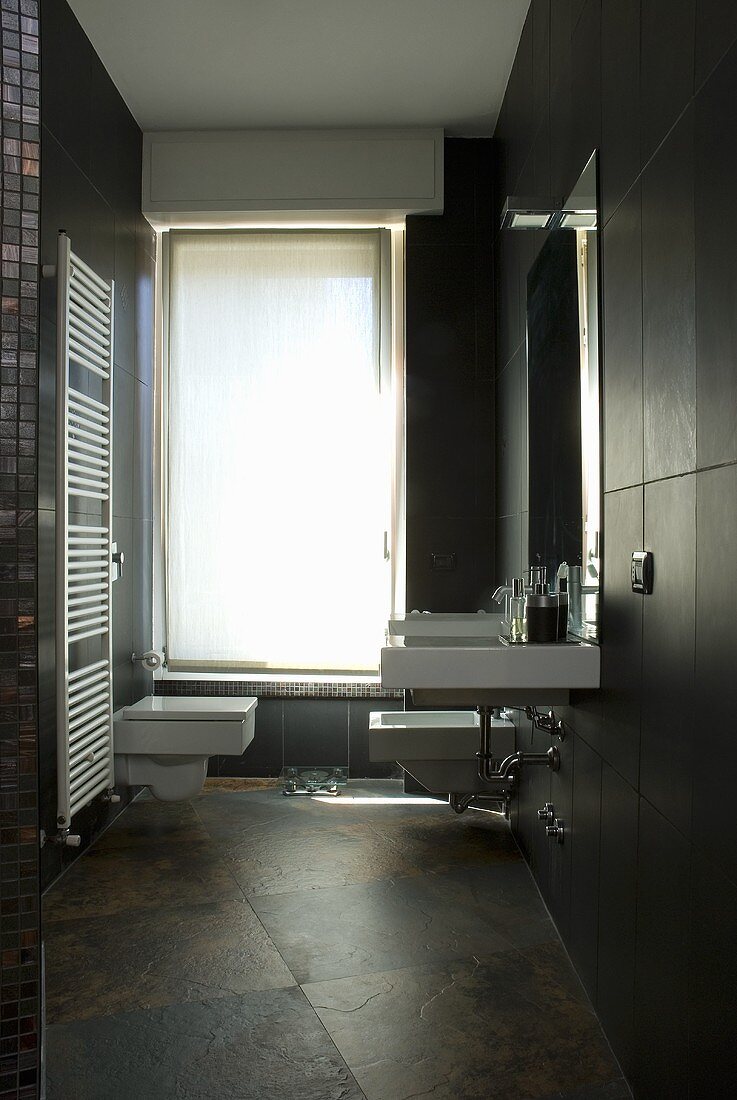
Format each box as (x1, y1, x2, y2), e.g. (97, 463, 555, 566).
(0, 1, 41, 1098)
(154, 679, 403, 701)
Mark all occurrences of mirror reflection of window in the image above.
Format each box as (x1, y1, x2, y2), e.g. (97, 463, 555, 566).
(576, 228, 600, 633)
(526, 151, 601, 642)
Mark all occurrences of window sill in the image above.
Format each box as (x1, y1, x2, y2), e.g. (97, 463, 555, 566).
(157, 669, 382, 685)
(153, 669, 401, 701)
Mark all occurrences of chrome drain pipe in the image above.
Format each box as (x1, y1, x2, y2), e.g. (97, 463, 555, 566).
(476, 705, 560, 783)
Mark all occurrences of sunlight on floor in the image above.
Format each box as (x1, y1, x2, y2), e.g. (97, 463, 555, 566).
(311, 794, 446, 806)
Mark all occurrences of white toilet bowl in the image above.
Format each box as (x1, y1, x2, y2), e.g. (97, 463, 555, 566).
(113, 696, 257, 801)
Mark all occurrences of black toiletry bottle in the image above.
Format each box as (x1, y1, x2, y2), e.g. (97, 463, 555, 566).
(526, 583, 559, 644)
(557, 577, 568, 640)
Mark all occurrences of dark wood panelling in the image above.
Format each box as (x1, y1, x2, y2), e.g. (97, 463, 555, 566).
(688, 857, 737, 1097)
(547, 730, 574, 942)
(568, 736, 602, 1002)
(694, 0, 737, 90)
(640, 0, 695, 163)
(694, 40, 737, 468)
(641, 106, 696, 482)
(633, 800, 690, 1099)
(692, 465, 737, 883)
(601, 0, 641, 224)
(406, 139, 495, 612)
(495, 2, 736, 1093)
(597, 766, 638, 1078)
(602, 183, 643, 492)
(641, 475, 696, 837)
(599, 487, 643, 789)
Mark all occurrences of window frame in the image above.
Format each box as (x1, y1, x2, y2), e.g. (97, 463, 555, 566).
(152, 225, 405, 681)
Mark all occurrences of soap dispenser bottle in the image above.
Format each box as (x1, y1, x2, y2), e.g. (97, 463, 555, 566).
(509, 577, 526, 643)
(526, 581, 559, 643)
(556, 562, 569, 640)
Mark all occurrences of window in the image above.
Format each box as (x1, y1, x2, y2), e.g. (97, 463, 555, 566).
(162, 229, 402, 674)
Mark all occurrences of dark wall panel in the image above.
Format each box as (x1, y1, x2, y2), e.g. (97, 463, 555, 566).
(38, 0, 155, 893)
(405, 139, 495, 612)
(692, 464, 737, 883)
(641, 108, 696, 482)
(633, 800, 690, 1099)
(694, 45, 737, 468)
(602, 182, 642, 493)
(597, 765, 638, 1077)
(494, 4, 737, 1095)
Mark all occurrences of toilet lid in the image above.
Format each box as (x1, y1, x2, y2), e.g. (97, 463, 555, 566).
(121, 696, 257, 721)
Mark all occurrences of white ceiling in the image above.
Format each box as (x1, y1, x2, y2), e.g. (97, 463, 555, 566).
(68, 0, 530, 135)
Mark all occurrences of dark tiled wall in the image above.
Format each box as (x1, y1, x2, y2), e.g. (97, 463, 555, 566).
(37, 0, 155, 892)
(0, 5, 41, 1097)
(154, 680, 404, 781)
(405, 138, 495, 612)
(494, 2, 737, 1095)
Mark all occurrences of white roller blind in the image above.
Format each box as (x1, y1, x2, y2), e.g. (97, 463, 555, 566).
(166, 230, 391, 672)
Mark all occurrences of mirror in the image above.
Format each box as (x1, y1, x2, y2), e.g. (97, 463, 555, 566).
(526, 151, 600, 641)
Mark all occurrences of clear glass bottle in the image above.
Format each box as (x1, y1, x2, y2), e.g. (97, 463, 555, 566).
(510, 577, 526, 643)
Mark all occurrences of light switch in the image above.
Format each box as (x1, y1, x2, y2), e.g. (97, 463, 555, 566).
(631, 550, 653, 594)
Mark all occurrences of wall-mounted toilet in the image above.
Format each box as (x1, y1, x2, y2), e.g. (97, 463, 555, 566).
(113, 696, 257, 801)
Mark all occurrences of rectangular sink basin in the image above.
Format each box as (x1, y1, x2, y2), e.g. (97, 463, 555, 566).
(381, 626, 600, 707)
(388, 612, 503, 639)
(369, 710, 516, 795)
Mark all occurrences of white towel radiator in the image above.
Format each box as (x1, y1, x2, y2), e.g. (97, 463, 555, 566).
(54, 232, 118, 842)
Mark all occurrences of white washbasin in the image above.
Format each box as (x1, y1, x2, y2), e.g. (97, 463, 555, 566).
(388, 612, 504, 638)
(381, 616, 600, 706)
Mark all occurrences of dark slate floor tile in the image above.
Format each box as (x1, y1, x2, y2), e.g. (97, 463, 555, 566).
(92, 798, 210, 851)
(43, 839, 243, 923)
(251, 862, 554, 984)
(192, 779, 432, 830)
(221, 819, 422, 898)
(304, 947, 619, 1100)
(46, 988, 364, 1100)
(536, 1080, 633, 1100)
(44, 899, 294, 1024)
(429, 861, 555, 951)
(366, 807, 521, 873)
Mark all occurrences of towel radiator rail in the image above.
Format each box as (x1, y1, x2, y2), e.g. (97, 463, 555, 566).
(54, 232, 117, 842)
